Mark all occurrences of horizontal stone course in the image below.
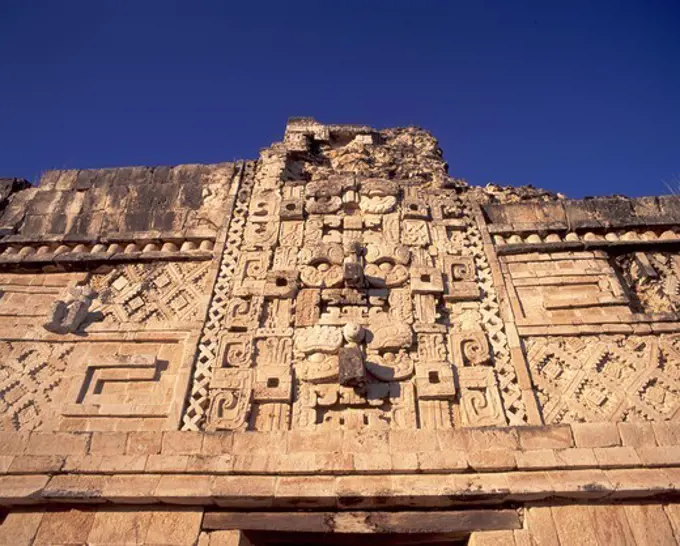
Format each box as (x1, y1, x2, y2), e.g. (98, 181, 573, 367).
(2, 423, 680, 478)
(3, 467, 680, 508)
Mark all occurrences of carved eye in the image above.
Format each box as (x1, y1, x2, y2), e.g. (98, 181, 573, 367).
(285, 203, 296, 211)
(275, 277, 288, 287)
(428, 371, 440, 384)
(421, 274, 431, 283)
(409, 204, 419, 211)
(267, 378, 279, 388)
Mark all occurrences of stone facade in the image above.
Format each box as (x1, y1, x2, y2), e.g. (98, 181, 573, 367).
(1, 118, 680, 544)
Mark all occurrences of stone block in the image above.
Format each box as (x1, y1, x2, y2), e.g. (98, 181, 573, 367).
(162, 431, 204, 455)
(155, 475, 214, 504)
(87, 507, 156, 545)
(0, 510, 44, 545)
(624, 502, 678, 545)
(554, 448, 598, 469)
(464, 428, 520, 451)
(0, 431, 29, 455)
(652, 422, 680, 446)
(8, 455, 65, 473)
(547, 469, 612, 499)
(515, 449, 558, 469)
(505, 471, 554, 501)
(517, 425, 573, 450)
(33, 508, 95, 545)
(212, 476, 276, 508)
(186, 454, 234, 473)
(618, 422, 657, 447)
(467, 450, 516, 471)
(102, 474, 162, 503)
(274, 476, 337, 508)
(343, 430, 389, 453)
(0, 475, 49, 504)
(389, 430, 438, 453)
(232, 432, 287, 454)
(98, 454, 148, 473)
(468, 530, 516, 546)
(605, 468, 674, 498)
(636, 446, 680, 467)
(42, 475, 108, 501)
(337, 475, 394, 509)
(144, 508, 204, 546)
(26, 432, 90, 456)
(593, 446, 641, 468)
(126, 431, 163, 455)
(416, 450, 469, 472)
(90, 431, 128, 455)
(571, 422, 620, 448)
(145, 455, 189, 473)
(525, 505, 560, 545)
(202, 432, 234, 455)
(286, 430, 343, 453)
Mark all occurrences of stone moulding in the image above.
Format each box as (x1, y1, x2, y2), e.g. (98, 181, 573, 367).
(2, 422, 680, 508)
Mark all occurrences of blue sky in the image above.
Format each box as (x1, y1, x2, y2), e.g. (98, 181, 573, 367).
(1, 0, 678, 198)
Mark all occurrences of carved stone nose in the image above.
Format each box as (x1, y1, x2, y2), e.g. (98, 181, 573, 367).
(343, 261, 364, 288)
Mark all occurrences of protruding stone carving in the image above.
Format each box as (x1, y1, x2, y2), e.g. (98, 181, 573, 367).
(364, 243, 410, 288)
(279, 198, 304, 220)
(410, 266, 444, 294)
(338, 345, 365, 387)
(443, 256, 480, 301)
(305, 180, 343, 214)
(299, 244, 344, 288)
(365, 350, 414, 381)
(263, 271, 298, 298)
(207, 369, 253, 431)
(255, 335, 292, 367)
(295, 325, 343, 355)
(402, 219, 430, 246)
(458, 367, 506, 427)
(367, 320, 413, 351)
(415, 362, 456, 400)
(449, 330, 491, 367)
(218, 333, 253, 368)
(44, 285, 98, 334)
(343, 261, 364, 288)
(225, 296, 262, 330)
(295, 289, 321, 327)
(359, 179, 398, 214)
(402, 198, 430, 220)
(342, 322, 365, 343)
(253, 366, 292, 402)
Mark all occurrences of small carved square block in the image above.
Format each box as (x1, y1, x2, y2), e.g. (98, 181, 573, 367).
(402, 199, 430, 220)
(415, 363, 456, 400)
(263, 271, 299, 298)
(253, 366, 292, 402)
(279, 199, 304, 220)
(410, 266, 444, 294)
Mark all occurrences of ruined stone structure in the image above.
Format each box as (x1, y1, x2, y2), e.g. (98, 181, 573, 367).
(1, 118, 680, 544)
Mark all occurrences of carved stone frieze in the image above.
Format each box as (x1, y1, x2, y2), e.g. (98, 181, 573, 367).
(207, 368, 252, 431)
(449, 330, 491, 367)
(458, 366, 507, 427)
(525, 335, 680, 423)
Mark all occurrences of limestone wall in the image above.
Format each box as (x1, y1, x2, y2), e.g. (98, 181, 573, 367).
(1, 118, 680, 544)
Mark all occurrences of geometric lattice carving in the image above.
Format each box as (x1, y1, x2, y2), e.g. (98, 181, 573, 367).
(89, 261, 212, 323)
(0, 341, 74, 431)
(616, 252, 680, 314)
(525, 334, 680, 423)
